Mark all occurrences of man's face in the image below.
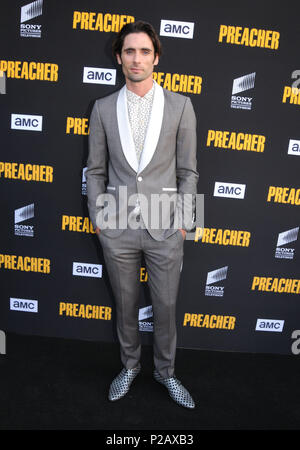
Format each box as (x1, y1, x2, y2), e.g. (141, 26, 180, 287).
(116, 32, 159, 83)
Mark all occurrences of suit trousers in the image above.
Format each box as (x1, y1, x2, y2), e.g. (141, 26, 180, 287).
(98, 227, 184, 379)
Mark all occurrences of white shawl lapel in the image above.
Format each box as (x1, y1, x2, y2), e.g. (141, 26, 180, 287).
(116, 80, 165, 174)
(117, 85, 138, 173)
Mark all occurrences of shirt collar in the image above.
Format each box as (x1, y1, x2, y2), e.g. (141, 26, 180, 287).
(126, 82, 155, 104)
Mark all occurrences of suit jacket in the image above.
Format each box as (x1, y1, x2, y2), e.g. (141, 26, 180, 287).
(85, 80, 199, 241)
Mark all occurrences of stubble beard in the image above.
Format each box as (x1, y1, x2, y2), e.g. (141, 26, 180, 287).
(127, 74, 145, 83)
(125, 68, 148, 83)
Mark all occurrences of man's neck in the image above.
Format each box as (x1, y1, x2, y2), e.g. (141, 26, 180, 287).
(125, 77, 154, 98)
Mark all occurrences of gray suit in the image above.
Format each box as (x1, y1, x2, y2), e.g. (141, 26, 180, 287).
(86, 81, 198, 378)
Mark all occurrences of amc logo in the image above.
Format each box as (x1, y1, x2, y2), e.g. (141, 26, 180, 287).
(255, 318, 284, 332)
(72, 262, 102, 278)
(10, 297, 38, 313)
(11, 114, 43, 131)
(160, 20, 194, 39)
(288, 139, 300, 156)
(83, 67, 116, 85)
(214, 182, 246, 199)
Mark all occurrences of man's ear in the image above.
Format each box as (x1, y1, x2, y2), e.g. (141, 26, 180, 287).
(153, 54, 159, 66)
(116, 53, 122, 65)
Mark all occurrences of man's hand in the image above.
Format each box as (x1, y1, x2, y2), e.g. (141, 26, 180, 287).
(179, 228, 186, 240)
(95, 227, 100, 235)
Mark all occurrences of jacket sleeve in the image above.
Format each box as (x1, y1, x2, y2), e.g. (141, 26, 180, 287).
(85, 100, 108, 230)
(175, 97, 199, 231)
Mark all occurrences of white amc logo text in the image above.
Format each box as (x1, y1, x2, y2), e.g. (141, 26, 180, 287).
(160, 20, 194, 39)
(10, 297, 38, 313)
(256, 318, 284, 332)
(11, 114, 43, 131)
(72, 262, 102, 278)
(83, 67, 116, 85)
(214, 182, 246, 199)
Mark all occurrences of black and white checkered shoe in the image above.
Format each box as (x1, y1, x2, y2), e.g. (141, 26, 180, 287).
(154, 369, 195, 409)
(108, 365, 141, 401)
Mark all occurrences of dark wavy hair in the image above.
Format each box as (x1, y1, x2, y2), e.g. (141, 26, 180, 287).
(112, 20, 162, 59)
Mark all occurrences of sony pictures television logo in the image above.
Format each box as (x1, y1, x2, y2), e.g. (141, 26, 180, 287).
(82, 167, 87, 195)
(0, 71, 6, 95)
(0, 331, 5, 354)
(14, 203, 34, 237)
(139, 305, 153, 332)
(275, 227, 298, 260)
(231, 72, 256, 110)
(20, 0, 43, 38)
(205, 266, 228, 297)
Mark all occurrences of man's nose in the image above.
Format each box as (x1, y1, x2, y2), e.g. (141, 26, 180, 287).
(133, 51, 141, 64)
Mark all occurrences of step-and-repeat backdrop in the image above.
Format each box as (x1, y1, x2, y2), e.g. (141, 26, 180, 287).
(1, 0, 299, 355)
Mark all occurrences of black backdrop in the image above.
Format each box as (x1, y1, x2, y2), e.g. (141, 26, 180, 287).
(1, 0, 299, 355)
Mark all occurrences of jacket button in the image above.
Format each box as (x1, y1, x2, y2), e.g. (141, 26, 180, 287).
(137, 176, 143, 182)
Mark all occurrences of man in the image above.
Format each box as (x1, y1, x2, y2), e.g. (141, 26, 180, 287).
(85, 21, 199, 409)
